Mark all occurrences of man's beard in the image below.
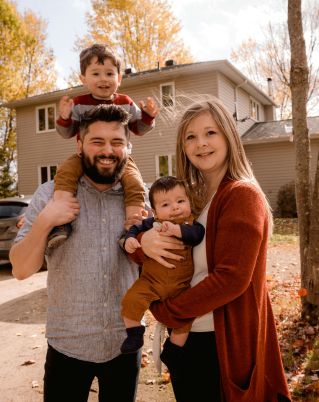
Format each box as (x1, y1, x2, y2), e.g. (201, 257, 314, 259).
(81, 152, 127, 184)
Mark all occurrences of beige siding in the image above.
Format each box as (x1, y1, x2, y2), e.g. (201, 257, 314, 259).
(217, 73, 264, 135)
(16, 104, 77, 194)
(244, 139, 319, 210)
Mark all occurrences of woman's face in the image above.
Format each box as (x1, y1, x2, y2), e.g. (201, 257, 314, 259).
(183, 111, 229, 177)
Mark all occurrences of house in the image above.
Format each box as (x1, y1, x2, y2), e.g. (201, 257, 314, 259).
(4, 59, 319, 210)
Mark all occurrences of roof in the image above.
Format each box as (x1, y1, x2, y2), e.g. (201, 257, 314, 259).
(242, 116, 319, 144)
(3, 60, 276, 109)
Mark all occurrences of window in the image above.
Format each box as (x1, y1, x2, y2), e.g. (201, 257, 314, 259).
(160, 83, 175, 107)
(39, 165, 57, 184)
(250, 99, 260, 121)
(156, 154, 176, 177)
(36, 104, 56, 133)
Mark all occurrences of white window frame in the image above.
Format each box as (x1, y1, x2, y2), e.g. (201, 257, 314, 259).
(38, 164, 58, 185)
(155, 154, 176, 178)
(250, 98, 261, 121)
(160, 82, 175, 107)
(36, 104, 56, 133)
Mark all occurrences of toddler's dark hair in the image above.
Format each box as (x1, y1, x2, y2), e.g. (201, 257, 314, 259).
(79, 44, 121, 75)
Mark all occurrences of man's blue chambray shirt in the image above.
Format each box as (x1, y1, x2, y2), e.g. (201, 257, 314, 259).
(15, 177, 139, 363)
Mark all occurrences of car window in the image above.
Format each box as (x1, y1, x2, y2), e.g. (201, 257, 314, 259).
(0, 204, 27, 218)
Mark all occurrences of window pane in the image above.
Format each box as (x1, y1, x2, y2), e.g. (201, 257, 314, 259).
(41, 166, 48, 183)
(50, 165, 57, 180)
(162, 85, 174, 107)
(171, 155, 176, 176)
(38, 109, 46, 131)
(159, 155, 168, 176)
(48, 107, 55, 130)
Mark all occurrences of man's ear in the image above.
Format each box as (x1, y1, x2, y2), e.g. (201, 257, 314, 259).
(76, 139, 83, 157)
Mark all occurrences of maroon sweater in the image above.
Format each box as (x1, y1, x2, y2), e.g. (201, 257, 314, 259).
(150, 177, 291, 402)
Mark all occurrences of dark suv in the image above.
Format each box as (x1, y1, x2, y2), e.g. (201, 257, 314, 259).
(0, 196, 32, 260)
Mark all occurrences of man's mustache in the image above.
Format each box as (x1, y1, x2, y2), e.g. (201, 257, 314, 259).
(94, 154, 119, 162)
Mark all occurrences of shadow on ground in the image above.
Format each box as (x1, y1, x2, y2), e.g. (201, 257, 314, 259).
(0, 288, 47, 324)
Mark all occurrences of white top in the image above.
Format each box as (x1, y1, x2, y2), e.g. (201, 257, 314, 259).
(190, 196, 215, 332)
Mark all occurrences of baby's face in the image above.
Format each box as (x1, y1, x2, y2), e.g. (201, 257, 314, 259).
(153, 185, 191, 221)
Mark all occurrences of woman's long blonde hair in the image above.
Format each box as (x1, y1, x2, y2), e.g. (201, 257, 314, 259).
(175, 96, 273, 232)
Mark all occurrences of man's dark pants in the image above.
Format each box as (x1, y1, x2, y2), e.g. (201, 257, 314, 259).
(44, 344, 140, 402)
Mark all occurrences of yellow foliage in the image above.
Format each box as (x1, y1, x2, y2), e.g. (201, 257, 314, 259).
(75, 0, 193, 72)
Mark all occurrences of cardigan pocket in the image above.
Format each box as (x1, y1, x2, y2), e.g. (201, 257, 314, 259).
(227, 364, 259, 401)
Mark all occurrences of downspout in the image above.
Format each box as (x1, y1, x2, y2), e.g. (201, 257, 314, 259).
(234, 80, 247, 121)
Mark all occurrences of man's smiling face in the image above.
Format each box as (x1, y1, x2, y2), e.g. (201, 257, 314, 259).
(78, 120, 128, 188)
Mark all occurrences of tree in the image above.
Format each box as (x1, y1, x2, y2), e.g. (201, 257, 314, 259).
(231, 0, 319, 119)
(0, 0, 57, 197)
(76, 0, 193, 73)
(288, 0, 319, 323)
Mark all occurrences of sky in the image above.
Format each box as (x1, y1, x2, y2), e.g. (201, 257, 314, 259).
(15, 0, 286, 89)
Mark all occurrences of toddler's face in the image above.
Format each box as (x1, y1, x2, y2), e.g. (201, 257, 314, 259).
(80, 57, 121, 100)
(153, 185, 191, 221)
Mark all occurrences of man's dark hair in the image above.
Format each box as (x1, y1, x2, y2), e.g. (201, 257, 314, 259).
(79, 44, 121, 75)
(149, 176, 187, 209)
(79, 104, 130, 140)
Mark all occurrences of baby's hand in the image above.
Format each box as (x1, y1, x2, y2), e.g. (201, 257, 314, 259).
(161, 221, 181, 238)
(59, 96, 74, 120)
(125, 237, 141, 254)
(139, 97, 159, 118)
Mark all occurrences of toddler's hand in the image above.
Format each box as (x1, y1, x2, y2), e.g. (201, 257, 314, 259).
(125, 237, 141, 254)
(139, 97, 159, 118)
(59, 96, 74, 120)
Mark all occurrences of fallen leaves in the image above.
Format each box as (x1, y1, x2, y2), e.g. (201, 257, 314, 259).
(268, 272, 319, 400)
(21, 360, 35, 366)
(298, 288, 308, 297)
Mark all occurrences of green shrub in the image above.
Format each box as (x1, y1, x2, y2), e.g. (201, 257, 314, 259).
(275, 181, 297, 218)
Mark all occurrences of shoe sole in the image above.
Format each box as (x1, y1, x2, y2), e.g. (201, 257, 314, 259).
(47, 234, 68, 249)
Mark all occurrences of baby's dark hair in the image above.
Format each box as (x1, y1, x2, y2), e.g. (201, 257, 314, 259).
(79, 44, 121, 75)
(149, 176, 187, 209)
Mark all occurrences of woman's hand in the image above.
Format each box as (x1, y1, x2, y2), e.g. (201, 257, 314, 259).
(140, 228, 184, 268)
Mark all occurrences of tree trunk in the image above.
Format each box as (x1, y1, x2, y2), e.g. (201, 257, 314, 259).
(288, 0, 319, 323)
(307, 152, 319, 319)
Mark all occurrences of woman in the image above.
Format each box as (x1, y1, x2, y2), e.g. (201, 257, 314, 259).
(138, 98, 291, 401)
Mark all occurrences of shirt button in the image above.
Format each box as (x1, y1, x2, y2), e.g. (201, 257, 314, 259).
(104, 303, 107, 307)
(103, 247, 106, 251)
(102, 218, 106, 223)
(104, 274, 106, 279)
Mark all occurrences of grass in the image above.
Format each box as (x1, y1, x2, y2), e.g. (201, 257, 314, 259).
(269, 233, 299, 245)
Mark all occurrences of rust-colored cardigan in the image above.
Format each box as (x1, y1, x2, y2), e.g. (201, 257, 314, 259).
(150, 177, 291, 402)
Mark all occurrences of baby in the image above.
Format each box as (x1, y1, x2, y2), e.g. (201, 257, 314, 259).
(121, 176, 205, 354)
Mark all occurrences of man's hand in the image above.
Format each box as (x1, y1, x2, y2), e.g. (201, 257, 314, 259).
(59, 95, 74, 120)
(125, 237, 141, 254)
(39, 197, 80, 229)
(139, 97, 159, 118)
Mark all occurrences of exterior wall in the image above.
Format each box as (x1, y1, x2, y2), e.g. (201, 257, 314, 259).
(244, 139, 319, 211)
(216, 73, 264, 135)
(16, 105, 76, 195)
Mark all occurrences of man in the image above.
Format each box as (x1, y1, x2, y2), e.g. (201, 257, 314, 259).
(10, 104, 142, 402)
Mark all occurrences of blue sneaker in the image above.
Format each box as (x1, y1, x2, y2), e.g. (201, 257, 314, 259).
(47, 223, 72, 249)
